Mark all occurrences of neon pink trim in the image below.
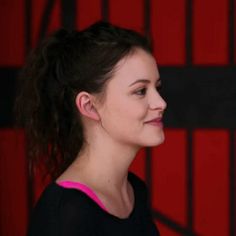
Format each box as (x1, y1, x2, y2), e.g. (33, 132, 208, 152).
(57, 181, 108, 212)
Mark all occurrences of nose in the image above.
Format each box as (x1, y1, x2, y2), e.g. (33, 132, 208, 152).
(149, 89, 167, 111)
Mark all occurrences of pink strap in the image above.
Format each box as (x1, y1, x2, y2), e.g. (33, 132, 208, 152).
(57, 181, 108, 212)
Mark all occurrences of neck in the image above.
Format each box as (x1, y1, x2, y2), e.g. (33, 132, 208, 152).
(71, 137, 140, 192)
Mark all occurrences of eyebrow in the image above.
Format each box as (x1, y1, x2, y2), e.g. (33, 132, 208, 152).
(128, 78, 161, 87)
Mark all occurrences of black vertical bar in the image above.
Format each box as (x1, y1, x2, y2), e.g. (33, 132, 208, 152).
(187, 128, 194, 231)
(229, 129, 235, 236)
(38, 0, 56, 42)
(229, 0, 235, 65)
(145, 148, 152, 203)
(229, 0, 235, 234)
(186, 0, 193, 66)
(25, 0, 35, 216)
(61, 0, 77, 30)
(186, 0, 194, 230)
(144, 0, 151, 38)
(102, 0, 109, 22)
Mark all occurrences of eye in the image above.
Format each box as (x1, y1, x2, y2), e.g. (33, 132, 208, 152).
(135, 87, 147, 96)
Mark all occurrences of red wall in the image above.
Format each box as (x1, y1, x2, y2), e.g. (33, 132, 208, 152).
(0, 0, 235, 236)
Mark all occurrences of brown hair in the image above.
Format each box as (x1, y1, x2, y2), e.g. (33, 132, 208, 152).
(15, 21, 152, 179)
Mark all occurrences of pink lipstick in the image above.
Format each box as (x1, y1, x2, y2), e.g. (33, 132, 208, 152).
(144, 117, 163, 127)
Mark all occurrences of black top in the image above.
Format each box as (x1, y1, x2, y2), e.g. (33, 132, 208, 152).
(28, 172, 160, 236)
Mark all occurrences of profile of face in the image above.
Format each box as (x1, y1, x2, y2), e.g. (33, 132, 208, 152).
(95, 48, 167, 149)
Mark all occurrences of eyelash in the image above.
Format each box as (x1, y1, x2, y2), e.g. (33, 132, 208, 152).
(134, 85, 162, 97)
(135, 88, 147, 96)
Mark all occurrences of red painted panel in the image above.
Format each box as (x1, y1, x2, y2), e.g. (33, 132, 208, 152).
(109, 0, 144, 33)
(193, 129, 229, 236)
(0, 129, 28, 236)
(129, 148, 146, 181)
(76, 0, 102, 30)
(152, 129, 187, 226)
(193, 0, 229, 65)
(151, 0, 186, 65)
(32, 0, 61, 48)
(33, 163, 51, 204)
(47, 1, 61, 34)
(0, 0, 24, 66)
(156, 221, 182, 236)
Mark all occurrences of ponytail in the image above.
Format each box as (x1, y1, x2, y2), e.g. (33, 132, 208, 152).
(15, 21, 151, 179)
(15, 29, 83, 179)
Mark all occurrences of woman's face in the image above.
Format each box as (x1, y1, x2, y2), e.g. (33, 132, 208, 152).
(96, 48, 167, 149)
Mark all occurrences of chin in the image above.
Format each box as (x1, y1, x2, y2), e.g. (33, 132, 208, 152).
(149, 137, 165, 147)
(141, 133, 165, 147)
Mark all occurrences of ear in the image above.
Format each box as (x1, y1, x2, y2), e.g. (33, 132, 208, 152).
(75, 92, 100, 121)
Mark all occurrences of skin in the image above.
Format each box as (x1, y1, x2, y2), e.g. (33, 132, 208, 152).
(57, 48, 167, 219)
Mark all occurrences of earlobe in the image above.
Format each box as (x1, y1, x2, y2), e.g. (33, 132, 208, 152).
(75, 92, 100, 121)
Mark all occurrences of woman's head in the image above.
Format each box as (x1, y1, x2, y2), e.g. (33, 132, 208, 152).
(15, 21, 155, 178)
(85, 48, 166, 151)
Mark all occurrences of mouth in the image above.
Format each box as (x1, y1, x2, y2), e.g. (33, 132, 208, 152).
(144, 117, 163, 127)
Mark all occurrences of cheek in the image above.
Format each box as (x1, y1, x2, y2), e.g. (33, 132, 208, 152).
(108, 99, 148, 126)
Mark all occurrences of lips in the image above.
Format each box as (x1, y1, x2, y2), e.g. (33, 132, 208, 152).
(144, 117, 163, 127)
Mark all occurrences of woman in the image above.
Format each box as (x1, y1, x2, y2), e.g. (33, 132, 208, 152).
(16, 21, 166, 235)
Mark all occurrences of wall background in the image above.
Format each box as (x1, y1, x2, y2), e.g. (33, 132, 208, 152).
(0, 0, 235, 235)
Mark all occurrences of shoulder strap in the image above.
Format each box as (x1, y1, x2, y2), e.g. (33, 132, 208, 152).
(57, 181, 108, 212)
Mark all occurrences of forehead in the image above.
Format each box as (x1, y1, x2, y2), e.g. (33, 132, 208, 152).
(110, 48, 159, 87)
